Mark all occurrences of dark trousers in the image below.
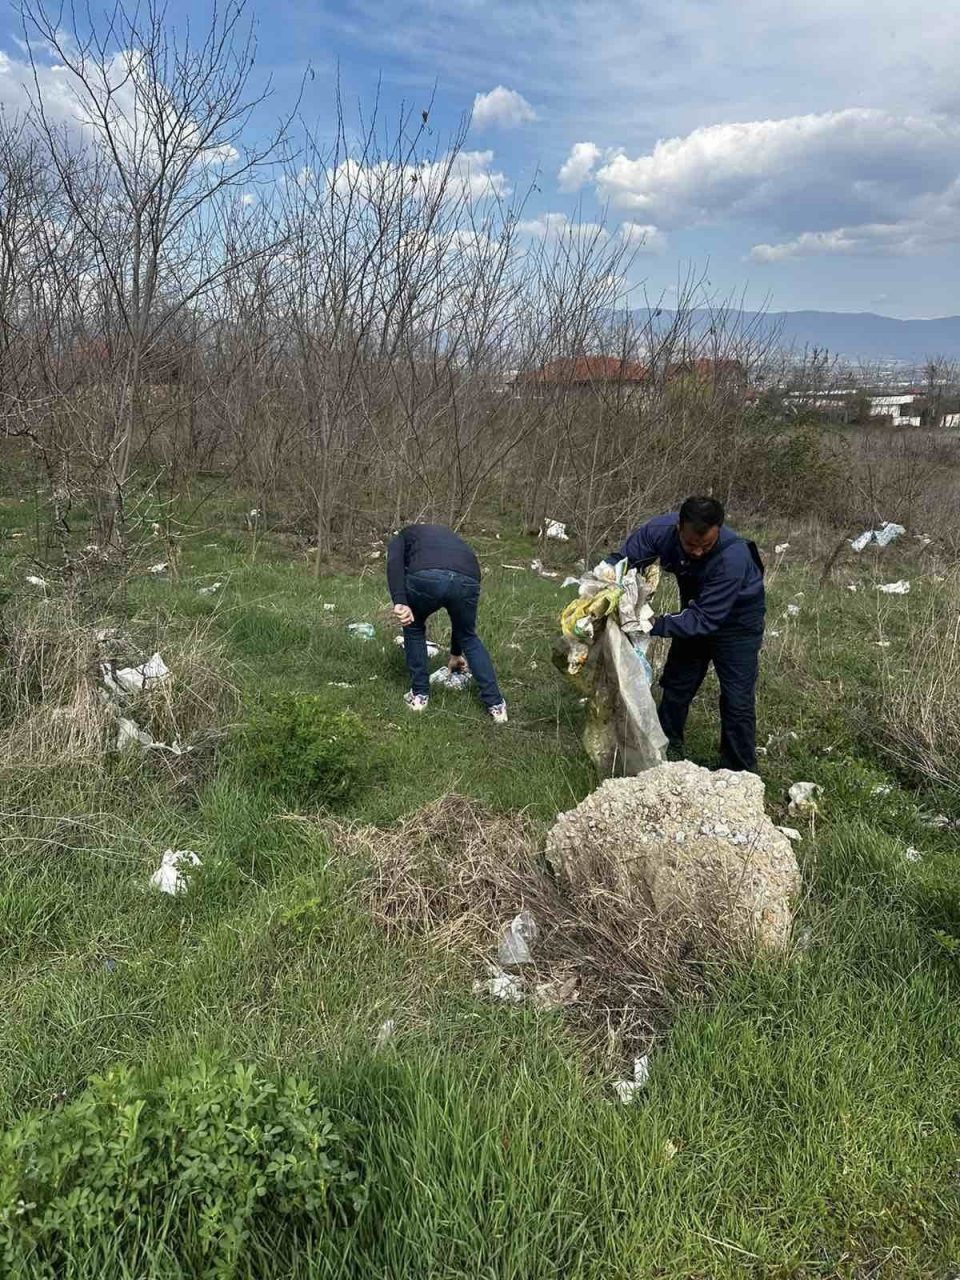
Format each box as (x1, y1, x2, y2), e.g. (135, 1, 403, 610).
(403, 569, 503, 708)
(657, 624, 763, 772)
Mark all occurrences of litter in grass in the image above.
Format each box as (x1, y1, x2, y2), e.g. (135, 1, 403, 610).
(348, 623, 376, 640)
(323, 602, 336, 612)
(530, 558, 559, 579)
(497, 909, 538, 966)
(147, 562, 168, 574)
(393, 634, 440, 658)
(878, 580, 910, 594)
(197, 581, 222, 596)
(850, 522, 905, 551)
(775, 542, 790, 554)
(473, 964, 525, 1003)
(545, 519, 569, 541)
(612, 1055, 650, 1104)
(904, 846, 922, 863)
(102, 652, 171, 697)
(561, 576, 581, 588)
(871, 784, 893, 796)
(25, 574, 47, 589)
(375, 1018, 396, 1049)
(117, 717, 154, 751)
(788, 781, 822, 813)
(876, 640, 891, 648)
(533, 967, 579, 1010)
(786, 603, 801, 616)
(327, 681, 355, 689)
(429, 666, 472, 690)
(149, 849, 201, 896)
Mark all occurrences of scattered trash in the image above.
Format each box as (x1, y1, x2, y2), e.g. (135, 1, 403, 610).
(348, 623, 376, 640)
(662, 1139, 679, 1161)
(472, 964, 525, 1003)
(393, 634, 439, 657)
(775, 825, 802, 843)
(545, 519, 569, 541)
(95, 627, 122, 643)
(323, 602, 336, 612)
(876, 640, 891, 648)
(878, 580, 910, 595)
(788, 781, 822, 814)
(916, 534, 932, 548)
(25, 575, 47, 589)
(795, 925, 813, 952)
(147, 562, 168, 574)
(497, 909, 538, 966)
(850, 522, 905, 552)
(532, 968, 579, 1010)
(249, 508, 261, 518)
(774, 542, 790, 554)
(149, 849, 201, 896)
(904, 846, 922, 863)
(786, 603, 801, 617)
(327, 681, 355, 689)
(530, 558, 559, 579)
(612, 1055, 650, 1105)
(368, 550, 382, 560)
(198, 581, 222, 596)
(767, 629, 781, 638)
(429, 666, 473, 690)
(846, 583, 859, 592)
(116, 717, 154, 751)
(103, 957, 117, 973)
(561, 576, 581, 589)
(871, 784, 893, 796)
(102, 652, 171, 697)
(374, 1018, 395, 1049)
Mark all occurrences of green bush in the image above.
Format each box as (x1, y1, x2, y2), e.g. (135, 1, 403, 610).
(240, 692, 369, 806)
(0, 1058, 366, 1279)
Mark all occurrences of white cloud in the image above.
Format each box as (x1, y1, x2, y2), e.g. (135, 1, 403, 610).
(327, 149, 509, 204)
(516, 211, 608, 241)
(557, 141, 601, 193)
(620, 221, 666, 253)
(471, 85, 536, 130)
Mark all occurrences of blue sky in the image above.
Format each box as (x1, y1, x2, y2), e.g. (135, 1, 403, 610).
(3, 0, 959, 318)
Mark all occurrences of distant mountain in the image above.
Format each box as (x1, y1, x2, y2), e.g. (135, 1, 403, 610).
(630, 309, 960, 365)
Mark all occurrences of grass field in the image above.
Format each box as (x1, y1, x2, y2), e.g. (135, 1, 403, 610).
(1, 495, 958, 1278)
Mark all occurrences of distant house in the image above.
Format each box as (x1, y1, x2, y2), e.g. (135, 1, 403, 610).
(867, 394, 923, 427)
(520, 356, 649, 390)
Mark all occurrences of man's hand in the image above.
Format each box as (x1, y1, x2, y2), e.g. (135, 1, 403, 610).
(448, 655, 467, 673)
(393, 604, 414, 627)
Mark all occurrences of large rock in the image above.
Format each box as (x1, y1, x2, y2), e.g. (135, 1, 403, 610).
(546, 761, 800, 951)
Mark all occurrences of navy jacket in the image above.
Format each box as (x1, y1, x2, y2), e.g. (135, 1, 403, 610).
(387, 524, 481, 606)
(608, 512, 765, 639)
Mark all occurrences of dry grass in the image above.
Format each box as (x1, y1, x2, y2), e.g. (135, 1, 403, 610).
(322, 793, 707, 1056)
(879, 571, 960, 794)
(0, 596, 240, 774)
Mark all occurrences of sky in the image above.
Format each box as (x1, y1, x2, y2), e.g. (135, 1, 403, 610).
(2, 0, 959, 318)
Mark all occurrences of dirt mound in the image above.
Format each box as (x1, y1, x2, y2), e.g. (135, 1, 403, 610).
(546, 761, 801, 951)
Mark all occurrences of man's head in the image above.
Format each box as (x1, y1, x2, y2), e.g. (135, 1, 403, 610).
(677, 495, 724, 558)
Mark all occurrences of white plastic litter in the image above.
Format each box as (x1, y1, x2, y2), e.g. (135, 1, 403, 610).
(198, 581, 222, 596)
(25, 575, 47, 588)
(472, 965, 525, 1003)
(323, 603, 336, 612)
(249, 508, 261, 518)
(561, 576, 581, 589)
(530, 558, 559, 579)
(613, 1055, 650, 1104)
(904, 846, 922, 863)
(788, 781, 822, 813)
(775, 543, 791, 554)
(871, 784, 893, 796)
(105, 652, 172, 697)
(148, 562, 168, 574)
(393, 634, 439, 657)
(846, 584, 859, 592)
(429, 666, 473, 690)
(375, 1018, 395, 1049)
(149, 849, 201, 896)
(850, 522, 905, 552)
(117, 718, 154, 751)
(532, 970, 579, 1010)
(348, 623, 376, 640)
(786, 603, 801, 616)
(775, 826, 802, 843)
(327, 681, 355, 689)
(878, 580, 910, 595)
(497, 909, 539, 966)
(545, 519, 569, 541)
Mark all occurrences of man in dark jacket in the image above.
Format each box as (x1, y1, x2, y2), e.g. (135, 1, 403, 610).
(606, 496, 765, 771)
(387, 523, 507, 722)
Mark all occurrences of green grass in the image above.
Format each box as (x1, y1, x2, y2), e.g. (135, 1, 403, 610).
(0, 495, 958, 1277)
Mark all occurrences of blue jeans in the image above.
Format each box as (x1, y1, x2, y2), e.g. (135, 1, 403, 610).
(658, 622, 764, 771)
(403, 569, 503, 708)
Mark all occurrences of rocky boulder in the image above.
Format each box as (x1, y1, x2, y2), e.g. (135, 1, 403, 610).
(546, 760, 800, 951)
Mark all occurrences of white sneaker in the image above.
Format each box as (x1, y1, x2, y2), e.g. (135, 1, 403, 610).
(488, 701, 508, 724)
(404, 692, 429, 712)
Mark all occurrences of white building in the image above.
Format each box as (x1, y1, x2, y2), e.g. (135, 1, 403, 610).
(867, 394, 922, 426)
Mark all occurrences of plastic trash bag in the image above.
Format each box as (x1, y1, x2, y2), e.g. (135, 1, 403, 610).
(878, 580, 910, 594)
(149, 849, 201, 896)
(497, 909, 538, 966)
(612, 1055, 650, 1104)
(850, 522, 905, 551)
(393, 634, 439, 658)
(348, 623, 376, 640)
(582, 618, 668, 776)
(102, 652, 171, 697)
(545, 519, 569, 541)
(429, 666, 473, 690)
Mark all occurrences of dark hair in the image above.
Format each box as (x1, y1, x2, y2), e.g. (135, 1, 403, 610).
(678, 495, 725, 532)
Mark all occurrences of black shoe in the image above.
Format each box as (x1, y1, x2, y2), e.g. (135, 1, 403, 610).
(665, 742, 685, 763)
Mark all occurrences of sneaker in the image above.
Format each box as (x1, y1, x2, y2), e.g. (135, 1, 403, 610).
(403, 691, 429, 712)
(488, 701, 508, 725)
